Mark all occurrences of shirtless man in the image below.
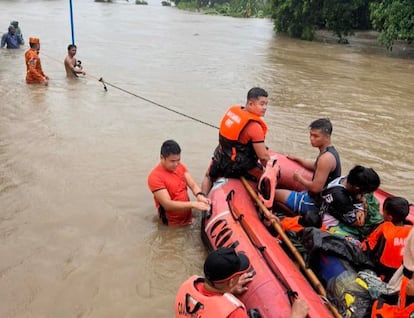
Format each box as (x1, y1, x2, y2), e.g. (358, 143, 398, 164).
(64, 44, 85, 78)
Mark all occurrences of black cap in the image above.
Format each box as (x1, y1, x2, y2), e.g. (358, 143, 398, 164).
(204, 247, 251, 283)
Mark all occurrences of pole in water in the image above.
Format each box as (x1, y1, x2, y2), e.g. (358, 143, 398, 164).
(69, 0, 75, 45)
(99, 77, 108, 92)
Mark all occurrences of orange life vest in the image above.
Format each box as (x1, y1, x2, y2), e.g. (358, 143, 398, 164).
(175, 276, 245, 318)
(219, 106, 268, 142)
(364, 223, 412, 269)
(281, 216, 304, 232)
(379, 224, 411, 269)
(371, 276, 414, 318)
(215, 106, 267, 177)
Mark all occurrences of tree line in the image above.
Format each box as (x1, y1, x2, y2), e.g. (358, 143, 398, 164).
(175, 0, 414, 49)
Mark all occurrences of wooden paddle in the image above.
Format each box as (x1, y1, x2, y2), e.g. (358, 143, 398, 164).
(240, 176, 342, 318)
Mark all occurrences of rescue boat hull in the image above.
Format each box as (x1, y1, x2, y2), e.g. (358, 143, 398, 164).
(201, 151, 414, 318)
(202, 178, 333, 317)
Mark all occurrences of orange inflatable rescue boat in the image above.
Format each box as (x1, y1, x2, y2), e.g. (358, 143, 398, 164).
(201, 151, 414, 318)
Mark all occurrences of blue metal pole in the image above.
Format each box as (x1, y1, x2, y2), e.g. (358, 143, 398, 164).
(69, 0, 75, 45)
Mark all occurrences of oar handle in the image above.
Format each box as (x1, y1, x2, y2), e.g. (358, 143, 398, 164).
(240, 177, 342, 318)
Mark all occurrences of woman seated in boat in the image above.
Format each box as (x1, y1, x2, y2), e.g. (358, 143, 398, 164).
(319, 165, 380, 230)
(328, 192, 383, 241)
(361, 196, 412, 282)
(278, 166, 381, 234)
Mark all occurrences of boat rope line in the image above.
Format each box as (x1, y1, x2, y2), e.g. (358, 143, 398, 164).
(90, 74, 220, 129)
(41, 52, 219, 130)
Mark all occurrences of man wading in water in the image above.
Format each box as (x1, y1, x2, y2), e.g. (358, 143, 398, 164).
(64, 44, 85, 78)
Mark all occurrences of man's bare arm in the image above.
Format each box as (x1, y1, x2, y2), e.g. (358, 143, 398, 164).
(252, 142, 270, 167)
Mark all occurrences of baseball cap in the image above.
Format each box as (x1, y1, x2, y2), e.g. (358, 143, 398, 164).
(204, 247, 251, 283)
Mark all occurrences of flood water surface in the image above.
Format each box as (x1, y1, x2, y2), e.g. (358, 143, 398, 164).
(0, 0, 413, 317)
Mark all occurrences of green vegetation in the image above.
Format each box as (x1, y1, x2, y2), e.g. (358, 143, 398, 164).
(271, 0, 414, 49)
(175, 0, 413, 49)
(176, 0, 272, 18)
(370, 0, 414, 49)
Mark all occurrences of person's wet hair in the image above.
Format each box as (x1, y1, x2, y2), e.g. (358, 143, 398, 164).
(160, 139, 181, 158)
(309, 118, 332, 135)
(383, 196, 410, 223)
(299, 210, 322, 228)
(347, 165, 380, 194)
(247, 87, 268, 101)
(67, 44, 77, 51)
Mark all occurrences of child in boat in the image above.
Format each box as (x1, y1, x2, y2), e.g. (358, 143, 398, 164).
(362, 196, 412, 282)
(371, 227, 414, 317)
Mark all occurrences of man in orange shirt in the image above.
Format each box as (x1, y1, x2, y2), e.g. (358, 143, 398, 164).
(201, 87, 270, 193)
(25, 37, 48, 85)
(148, 140, 210, 226)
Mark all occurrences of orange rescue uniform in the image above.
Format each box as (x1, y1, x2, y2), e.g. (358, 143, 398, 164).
(371, 228, 414, 317)
(25, 48, 46, 84)
(210, 105, 268, 179)
(372, 276, 414, 318)
(362, 222, 412, 270)
(175, 276, 247, 318)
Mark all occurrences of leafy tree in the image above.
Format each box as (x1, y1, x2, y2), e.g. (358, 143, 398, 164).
(322, 0, 364, 43)
(353, 0, 372, 30)
(271, 0, 323, 40)
(370, 0, 414, 49)
(177, 0, 271, 17)
(271, 0, 371, 42)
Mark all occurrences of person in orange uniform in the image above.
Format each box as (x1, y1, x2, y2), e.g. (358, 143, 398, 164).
(371, 227, 414, 318)
(25, 37, 48, 85)
(147, 139, 211, 226)
(175, 247, 309, 318)
(362, 196, 412, 282)
(201, 87, 270, 194)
